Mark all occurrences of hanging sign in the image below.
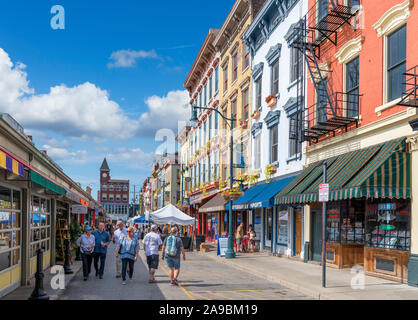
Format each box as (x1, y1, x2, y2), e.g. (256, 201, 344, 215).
(72, 204, 88, 214)
(319, 184, 329, 202)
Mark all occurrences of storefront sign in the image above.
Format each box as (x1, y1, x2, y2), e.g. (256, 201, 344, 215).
(277, 211, 288, 245)
(218, 236, 228, 257)
(319, 184, 329, 202)
(378, 203, 396, 211)
(71, 204, 87, 214)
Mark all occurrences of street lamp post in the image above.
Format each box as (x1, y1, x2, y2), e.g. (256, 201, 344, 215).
(191, 105, 236, 259)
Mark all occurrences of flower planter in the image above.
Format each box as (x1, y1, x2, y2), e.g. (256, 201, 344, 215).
(239, 120, 248, 129)
(251, 110, 261, 120)
(266, 96, 277, 108)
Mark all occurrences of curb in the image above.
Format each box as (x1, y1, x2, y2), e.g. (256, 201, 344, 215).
(196, 251, 332, 300)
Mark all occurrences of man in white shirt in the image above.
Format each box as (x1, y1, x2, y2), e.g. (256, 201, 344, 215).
(143, 225, 162, 283)
(112, 221, 127, 278)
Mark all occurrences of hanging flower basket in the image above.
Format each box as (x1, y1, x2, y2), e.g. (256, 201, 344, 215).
(251, 110, 261, 120)
(265, 94, 277, 108)
(239, 120, 248, 129)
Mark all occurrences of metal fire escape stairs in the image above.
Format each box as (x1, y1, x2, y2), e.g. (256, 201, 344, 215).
(292, 0, 359, 143)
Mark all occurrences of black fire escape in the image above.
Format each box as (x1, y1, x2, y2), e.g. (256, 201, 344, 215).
(292, 0, 361, 143)
(399, 65, 418, 108)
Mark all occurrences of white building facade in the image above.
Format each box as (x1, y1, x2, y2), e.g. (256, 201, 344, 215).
(243, 0, 308, 258)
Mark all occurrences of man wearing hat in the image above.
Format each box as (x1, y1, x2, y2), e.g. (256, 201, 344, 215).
(142, 224, 162, 283)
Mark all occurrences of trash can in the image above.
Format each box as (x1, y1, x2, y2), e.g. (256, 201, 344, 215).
(195, 235, 205, 251)
(181, 236, 192, 250)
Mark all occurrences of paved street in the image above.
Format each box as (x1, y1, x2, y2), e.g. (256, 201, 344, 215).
(60, 243, 313, 300)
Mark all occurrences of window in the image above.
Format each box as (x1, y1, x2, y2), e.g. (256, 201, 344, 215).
(231, 99, 237, 129)
(387, 25, 406, 102)
(223, 64, 228, 92)
(204, 121, 207, 142)
(289, 113, 302, 157)
(271, 61, 279, 95)
(233, 54, 238, 82)
(348, 0, 360, 7)
(254, 134, 261, 169)
(209, 114, 212, 140)
(290, 47, 302, 83)
(116, 195, 121, 201)
(199, 92, 202, 107)
(116, 185, 121, 191)
(222, 151, 228, 180)
(265, 208, 273, 242)
(204, 84, 207, 106)
(208, 156, 211, 181)
(109, 194, 114, 201)
(198, 163, 201, 185)
(255, 78, 262, 110)
(203, 163, 206, 183)
(317, 78, 328, 123)
(102, 193, 107, 201)
(215, 111, 219, 134)
(243, 44, 250, 70)
(222, 106, 228, 131)
(215, 66, 219, 92)
(30, 195, 50, 259)
(242, 89, 249, 121)
(0, 186, 21, 272)
(209, 75, 213, 99)
(102, 185, 107, 191)
(123, 185, 128, 191)
(346, 56, 359, 118)
(109, 185, 114, 191)
(270, 124, 278, 163)
(214, 151, 219, 179)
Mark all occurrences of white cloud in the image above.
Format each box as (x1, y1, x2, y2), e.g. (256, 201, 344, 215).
(107, 49, 160, 68)
(138, 90, 190, 137)
(107, 147, 155, 169)
(0, 48, 139, 140)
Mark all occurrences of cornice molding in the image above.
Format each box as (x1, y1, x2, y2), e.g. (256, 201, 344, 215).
(334, 35, 364, 65)
(264, 110, 281, 129)
(372, 0, 413, 38)
(265, 43, 282, 65)
(252, 62, 264, 80)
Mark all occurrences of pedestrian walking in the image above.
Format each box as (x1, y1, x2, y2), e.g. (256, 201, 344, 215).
(116, 227, 139, 285)
(113, 220, 127, 278)
(76, 226, 95, 281)
(235, 222, 245, 253)
(106, 221, 113, 238)
(143, 225, 162, 283)
(161, 227, 186, 286)
(92, 222, 110, 279)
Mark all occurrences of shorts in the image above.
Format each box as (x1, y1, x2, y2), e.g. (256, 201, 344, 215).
(165, 255, 180, 269)
(146, 254, 159, 269)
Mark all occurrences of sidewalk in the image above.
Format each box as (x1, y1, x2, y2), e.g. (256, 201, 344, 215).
(1, 261, 82, 300)
(197, 244, 418, 300)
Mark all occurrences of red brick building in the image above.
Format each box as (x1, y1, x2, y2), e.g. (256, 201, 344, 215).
(99, 158, 130, 220)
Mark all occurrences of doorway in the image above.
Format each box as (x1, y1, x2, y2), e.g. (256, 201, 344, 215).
(293, 209, 303, 257)
(311, 210, 322, 262)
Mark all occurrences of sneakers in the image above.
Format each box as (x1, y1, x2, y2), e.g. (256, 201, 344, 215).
(116, 274, 121, 278)
(173, 278, 179, 286)
(99, 275, 103, 279)
(170, 280, 175, 286)
(96, 271, 99, 277)
(83, 277, 88, 281)
(129, 278, 133, 282)
(122, 281, 126, 285)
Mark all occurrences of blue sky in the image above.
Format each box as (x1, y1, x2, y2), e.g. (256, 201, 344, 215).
(0, 0, 234, 199)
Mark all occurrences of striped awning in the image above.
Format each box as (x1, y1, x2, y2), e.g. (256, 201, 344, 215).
(275, 138, 410, 204)
(0, 149, 25, 178)
(332, 138, 410, 200)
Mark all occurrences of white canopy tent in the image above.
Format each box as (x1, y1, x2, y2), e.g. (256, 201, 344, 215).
(150, 204, 195, 226)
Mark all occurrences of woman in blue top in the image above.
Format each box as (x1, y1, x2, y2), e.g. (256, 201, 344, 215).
(116, 227, 139, 285)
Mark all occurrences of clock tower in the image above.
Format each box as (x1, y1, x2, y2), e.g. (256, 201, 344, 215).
(100, 158, 110, 185)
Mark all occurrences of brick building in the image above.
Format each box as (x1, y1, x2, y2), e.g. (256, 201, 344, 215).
(99, 158, 130, 221)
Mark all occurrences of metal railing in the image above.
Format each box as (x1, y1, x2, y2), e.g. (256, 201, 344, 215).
(399, 65, 418, 108)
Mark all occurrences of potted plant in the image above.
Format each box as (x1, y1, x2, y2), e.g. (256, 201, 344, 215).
(250, 170, 260, 184)
(265, 94, 277, 108)
(265, 164, 278, 182)
(251, 110, 261, 120)
(239, 119, 248, 129)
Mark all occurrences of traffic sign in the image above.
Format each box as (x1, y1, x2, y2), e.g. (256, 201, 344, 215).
(319, 184, 329, 202)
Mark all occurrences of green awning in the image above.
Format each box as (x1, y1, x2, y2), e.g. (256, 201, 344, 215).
(332, 138, 410, 200)
(275, 138, 410, 204)
(30, 170, 66, 196)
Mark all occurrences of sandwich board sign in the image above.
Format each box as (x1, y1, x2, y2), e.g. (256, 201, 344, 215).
(217, 236, 228, 257)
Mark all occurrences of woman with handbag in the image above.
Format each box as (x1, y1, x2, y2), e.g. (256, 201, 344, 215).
(116, 227, 139, 285)
(76, 226, 95, 281)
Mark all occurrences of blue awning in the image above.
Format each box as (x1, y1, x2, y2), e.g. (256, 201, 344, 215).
(225, 183, 270, 211)
(247, 176, 295, 209)
(133, 215, 151, 223)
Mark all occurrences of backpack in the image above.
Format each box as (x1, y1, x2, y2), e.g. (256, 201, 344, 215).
(165, 235, 178, 257)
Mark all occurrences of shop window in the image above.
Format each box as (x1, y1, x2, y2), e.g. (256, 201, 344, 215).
(326, 200, 365, 244)
(365, 200, 410, 251)
(215, 66, 219, 93)
(265, 208, 273, 242)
